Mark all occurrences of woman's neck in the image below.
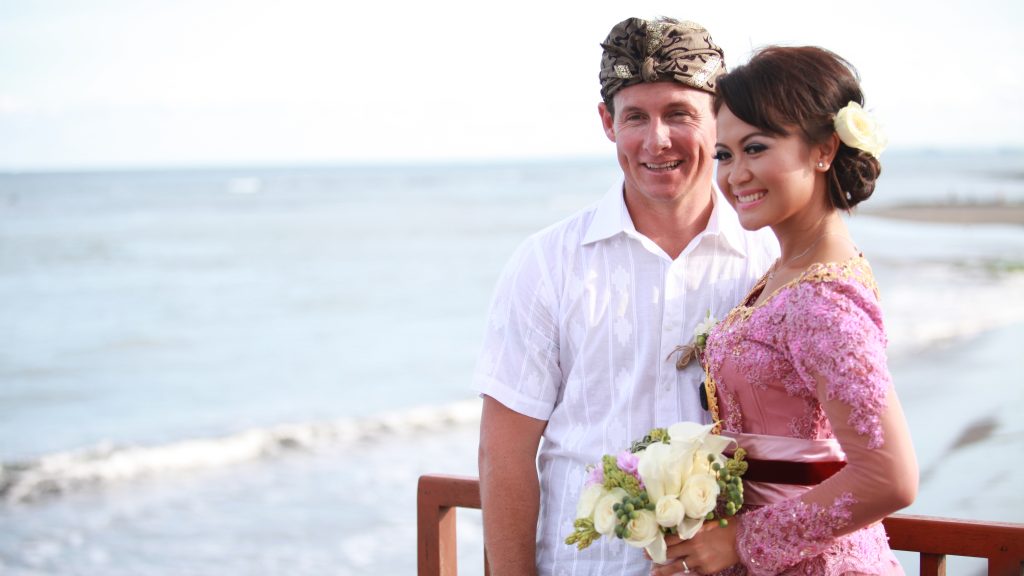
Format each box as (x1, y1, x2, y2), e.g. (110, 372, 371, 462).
(770, 211, 854, 276)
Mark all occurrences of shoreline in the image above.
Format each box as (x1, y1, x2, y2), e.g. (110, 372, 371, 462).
(858, 202, 1024, 225)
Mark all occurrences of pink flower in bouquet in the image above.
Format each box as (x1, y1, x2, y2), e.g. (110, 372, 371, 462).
(616, 450, 640, 477)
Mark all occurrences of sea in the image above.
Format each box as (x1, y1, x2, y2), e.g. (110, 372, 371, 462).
(1, 151, 1022, 575)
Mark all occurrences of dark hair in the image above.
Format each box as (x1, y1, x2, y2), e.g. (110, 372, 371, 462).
(713, 46, 881, 210)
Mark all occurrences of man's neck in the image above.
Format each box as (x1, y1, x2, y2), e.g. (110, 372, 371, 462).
(625, 187, 715, 260)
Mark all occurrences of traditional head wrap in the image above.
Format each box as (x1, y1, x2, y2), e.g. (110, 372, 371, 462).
(599, 18, 725, 102)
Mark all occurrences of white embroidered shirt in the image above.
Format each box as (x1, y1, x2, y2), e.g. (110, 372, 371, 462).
(474, 180, 778, 576)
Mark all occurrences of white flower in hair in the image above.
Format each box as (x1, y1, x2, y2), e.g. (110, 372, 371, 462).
(834, 101, 887, 158)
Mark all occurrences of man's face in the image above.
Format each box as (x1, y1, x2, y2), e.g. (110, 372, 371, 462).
(599, 82, 717, 211)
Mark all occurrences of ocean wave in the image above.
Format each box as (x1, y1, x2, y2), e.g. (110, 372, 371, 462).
(882, 269, 1024, 358)
(0, 399, 482, 505)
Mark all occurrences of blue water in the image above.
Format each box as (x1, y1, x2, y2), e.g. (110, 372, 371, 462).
(1, 153, 1022, 575)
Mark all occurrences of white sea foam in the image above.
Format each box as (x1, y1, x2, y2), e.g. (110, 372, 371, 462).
(882, 267, 1024, 357)
(0, 399, 482, 504)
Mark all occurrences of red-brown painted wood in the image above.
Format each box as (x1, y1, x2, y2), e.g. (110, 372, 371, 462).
(419, 474, 1024, 576)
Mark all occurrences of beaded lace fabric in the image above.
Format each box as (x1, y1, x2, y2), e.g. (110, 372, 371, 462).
(703, 256, 905, 575)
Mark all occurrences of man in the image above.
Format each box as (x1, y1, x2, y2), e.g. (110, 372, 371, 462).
(475, 17, 778, 575)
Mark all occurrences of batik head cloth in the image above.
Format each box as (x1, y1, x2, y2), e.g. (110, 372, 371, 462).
(599, 18, 725, 102)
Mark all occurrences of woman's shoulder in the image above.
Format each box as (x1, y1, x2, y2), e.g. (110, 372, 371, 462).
(776, 255, 886, 335)
(787, 254, 880, 305)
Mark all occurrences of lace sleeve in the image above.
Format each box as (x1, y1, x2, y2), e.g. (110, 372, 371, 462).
(784, 278, 890, 448)
(735, 277, 918, 574)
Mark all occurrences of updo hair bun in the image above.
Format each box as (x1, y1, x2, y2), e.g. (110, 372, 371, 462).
(714, 45, 883, 211)
(830, 145, 881, 209)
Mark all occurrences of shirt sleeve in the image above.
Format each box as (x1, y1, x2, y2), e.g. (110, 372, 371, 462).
(736, 279, 918, 574)
(473, 235, 563, 421)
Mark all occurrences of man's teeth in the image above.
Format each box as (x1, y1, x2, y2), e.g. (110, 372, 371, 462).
(645, 161, 681, 170)
(737, 191, 766, 203)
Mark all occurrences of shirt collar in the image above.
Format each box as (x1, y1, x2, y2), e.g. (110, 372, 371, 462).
(582, 179, 751, 258)
(582, 180, 633, 245)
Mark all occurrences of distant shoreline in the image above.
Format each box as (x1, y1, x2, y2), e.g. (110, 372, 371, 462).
(859, 202, 1024, 225)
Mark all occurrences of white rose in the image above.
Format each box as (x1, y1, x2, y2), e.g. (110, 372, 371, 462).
(592, 487, 628, 536)
(654, 494, 685, 528)
(834, 101, 887, 157)
(576, 484, 605, 519)
(681, 473, 720, 520)
(623, 509, 661, 549)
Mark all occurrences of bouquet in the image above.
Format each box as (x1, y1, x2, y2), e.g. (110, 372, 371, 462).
(564, 422, 746, 563)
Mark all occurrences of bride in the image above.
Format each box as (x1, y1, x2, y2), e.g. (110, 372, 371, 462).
(654, 46, 919, 575)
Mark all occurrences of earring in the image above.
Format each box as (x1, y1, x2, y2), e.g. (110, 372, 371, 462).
(817, 161, 826, 169)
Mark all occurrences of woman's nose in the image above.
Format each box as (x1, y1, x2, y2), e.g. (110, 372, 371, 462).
(727, 158, 750, 186)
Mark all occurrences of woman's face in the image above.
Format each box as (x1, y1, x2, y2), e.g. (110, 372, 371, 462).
(713, 106, 828, 232)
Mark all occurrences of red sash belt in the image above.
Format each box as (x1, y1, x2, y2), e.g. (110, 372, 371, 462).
(742, 458, 846, 485)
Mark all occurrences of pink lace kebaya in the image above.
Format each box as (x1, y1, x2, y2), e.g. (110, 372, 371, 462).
(703, 256, 917, 575)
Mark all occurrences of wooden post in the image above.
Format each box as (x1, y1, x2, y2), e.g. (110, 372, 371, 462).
(919, 553, 946, 576)
(417, 474, 483, 576)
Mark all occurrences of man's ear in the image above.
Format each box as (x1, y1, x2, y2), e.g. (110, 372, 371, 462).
(598, 102, 616, 143)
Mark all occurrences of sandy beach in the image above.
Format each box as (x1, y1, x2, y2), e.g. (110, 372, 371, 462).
(861, 201, 1024, 226)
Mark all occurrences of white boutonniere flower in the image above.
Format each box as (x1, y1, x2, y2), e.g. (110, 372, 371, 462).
(692, 314, 718, 349)
(670, 312, 718, 370)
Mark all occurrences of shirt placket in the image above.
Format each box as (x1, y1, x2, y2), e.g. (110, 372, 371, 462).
(658, 257, 687, 422)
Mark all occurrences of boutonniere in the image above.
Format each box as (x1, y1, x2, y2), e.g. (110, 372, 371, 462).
(670, 312, 718, 370)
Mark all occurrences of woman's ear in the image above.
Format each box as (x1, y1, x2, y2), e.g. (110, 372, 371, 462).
(816, 132, 840, 172)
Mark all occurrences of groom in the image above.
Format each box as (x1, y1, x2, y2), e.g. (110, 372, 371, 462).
(475, 17, 777, 575)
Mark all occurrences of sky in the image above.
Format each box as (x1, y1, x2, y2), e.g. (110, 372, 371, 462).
(1, 0, 1021, 171)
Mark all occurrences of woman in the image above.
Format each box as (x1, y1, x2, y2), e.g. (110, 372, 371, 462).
(655, 46, 918, 575)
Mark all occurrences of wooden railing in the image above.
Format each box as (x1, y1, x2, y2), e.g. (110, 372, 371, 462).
(417, 474, 1024, 576)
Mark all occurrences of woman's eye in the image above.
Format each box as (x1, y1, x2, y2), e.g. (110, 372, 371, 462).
(743, 143, 767, 154)
(713, 151, 731, 161)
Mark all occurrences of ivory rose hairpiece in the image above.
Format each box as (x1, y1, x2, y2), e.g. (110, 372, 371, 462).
(834, 101, 887, 158)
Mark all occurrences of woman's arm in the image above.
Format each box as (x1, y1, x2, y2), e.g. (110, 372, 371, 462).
(732, 280, 919, 574)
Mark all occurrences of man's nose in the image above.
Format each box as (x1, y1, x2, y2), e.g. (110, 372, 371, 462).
(644, 120, 671, 153)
